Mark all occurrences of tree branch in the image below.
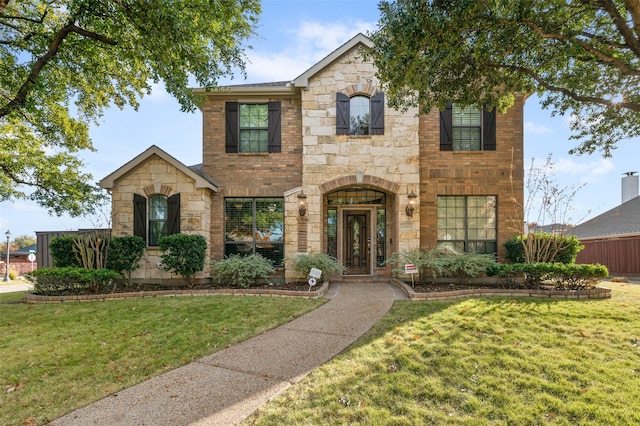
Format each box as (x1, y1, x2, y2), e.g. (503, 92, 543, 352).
(483, 60, 640, 111)
(0, 22, 118, 119)
(0, 163, 47, 191)
(598, 0, 640, 56)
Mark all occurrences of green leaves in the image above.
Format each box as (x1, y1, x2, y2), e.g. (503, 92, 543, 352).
(371, 0, 640, 156)
(1, 0, 260, 215)
(159, 233, 207, 287)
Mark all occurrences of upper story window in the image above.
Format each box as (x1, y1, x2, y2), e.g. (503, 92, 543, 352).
(336, 92, 385, 136)
(239, 104, 269, 152)
(440, 103, 496, 151)
(133, 193, 180, 246)
(225, 101, 281, 153)
(349, 95, 370, 135)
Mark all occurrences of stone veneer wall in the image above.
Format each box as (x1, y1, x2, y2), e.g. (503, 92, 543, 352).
(300, 46, 421, 263)
(110, 154, 212, 280)
(418, 96, 526, 261)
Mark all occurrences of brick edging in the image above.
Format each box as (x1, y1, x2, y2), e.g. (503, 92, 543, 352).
(23, 281, 329, 304)
(390, 279, 612, 301)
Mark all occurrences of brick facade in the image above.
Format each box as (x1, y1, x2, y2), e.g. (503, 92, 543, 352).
(102, 34, 524, 282)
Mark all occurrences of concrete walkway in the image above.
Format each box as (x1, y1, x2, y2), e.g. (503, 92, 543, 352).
(51, 281, 400, 426)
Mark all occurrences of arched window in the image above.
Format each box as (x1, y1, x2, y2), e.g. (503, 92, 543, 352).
(349, 95, 370, 135)
(149, 195, 168, 246)
(133, 193, 180, 246)
(336, 92, 385, 135)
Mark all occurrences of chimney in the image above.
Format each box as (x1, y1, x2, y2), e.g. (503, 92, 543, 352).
(622, 171, 639, 204)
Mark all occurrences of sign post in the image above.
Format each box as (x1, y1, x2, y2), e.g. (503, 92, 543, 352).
(27, 251, 36, 272)
(404, 263, 418, 288)
(308, 268, 323, 291)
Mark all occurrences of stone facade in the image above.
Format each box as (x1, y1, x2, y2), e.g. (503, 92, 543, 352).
(104, 152, 214, 281)
(101, 33, 524, 282)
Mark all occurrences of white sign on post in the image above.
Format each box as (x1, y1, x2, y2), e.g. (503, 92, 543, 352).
(404, 264, 418, 288)
(27, 252, 36, 272)
(309, 268, 323, 279)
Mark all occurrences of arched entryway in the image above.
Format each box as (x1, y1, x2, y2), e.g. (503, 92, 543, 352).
(324, 186, 394, 275)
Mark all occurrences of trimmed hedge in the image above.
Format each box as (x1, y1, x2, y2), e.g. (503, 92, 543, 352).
(159, 234, 207, 287)
(28, 267, 121, 295)
(486, 262, 608, 290)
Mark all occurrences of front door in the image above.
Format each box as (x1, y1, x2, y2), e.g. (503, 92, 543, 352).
(343, 211, 370, 275)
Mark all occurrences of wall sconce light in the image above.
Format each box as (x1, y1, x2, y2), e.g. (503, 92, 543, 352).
(405, 191, 417, 218)
(298, 191, 307, 217)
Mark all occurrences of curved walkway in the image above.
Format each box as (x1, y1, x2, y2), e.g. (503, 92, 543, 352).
(50, 282, 398, 426)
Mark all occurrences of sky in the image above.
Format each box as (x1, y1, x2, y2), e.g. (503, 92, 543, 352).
(1, 0, 639, 241)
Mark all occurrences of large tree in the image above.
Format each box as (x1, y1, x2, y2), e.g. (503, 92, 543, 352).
(370, 0, 640, 156)
(0, 0, 259, 215)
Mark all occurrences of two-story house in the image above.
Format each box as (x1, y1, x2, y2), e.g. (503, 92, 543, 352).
(100, 33, 525, 282)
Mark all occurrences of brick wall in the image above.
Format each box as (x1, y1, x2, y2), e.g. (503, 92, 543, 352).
(418, 96, 525, 260)
(200, 95, 303, 259)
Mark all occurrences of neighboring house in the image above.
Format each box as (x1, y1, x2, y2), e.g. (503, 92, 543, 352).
(1, 244, 37, 276)
(570, 192, 640, 276)
(100, 33, 525, 282)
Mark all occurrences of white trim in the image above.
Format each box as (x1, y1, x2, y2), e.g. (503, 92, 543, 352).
(99, 145, 218, 192)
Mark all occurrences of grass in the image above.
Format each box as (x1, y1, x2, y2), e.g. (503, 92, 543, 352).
(245, 282, 640, 425)
(0, 292, 325, 425)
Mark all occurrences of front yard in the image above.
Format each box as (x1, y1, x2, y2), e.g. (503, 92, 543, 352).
(245, 281, 640, 425)
(0, 292, 324, 425)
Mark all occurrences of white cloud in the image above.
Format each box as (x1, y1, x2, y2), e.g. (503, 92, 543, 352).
(244, 19, 377, 83)
(554, 157, 615, 177)
(524, 121, 551, 135)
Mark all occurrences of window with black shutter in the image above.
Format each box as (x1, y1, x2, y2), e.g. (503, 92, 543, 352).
(336, 92, 385, 135)
(132, 193, 181, 246)
(225, 101, 281, 153)
(440, 103, 496, 151)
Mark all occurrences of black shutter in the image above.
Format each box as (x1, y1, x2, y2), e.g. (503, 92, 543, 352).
(133, 193, 147, 240)
(440, 103, 453, 151)
(268, 101, 281, 152)
(225, 102, 239, 153)
(336, 92, 350, 135)
(167, 193, 180, 235)
(483, 107, 496, 150)
(370, 92, 385, 135)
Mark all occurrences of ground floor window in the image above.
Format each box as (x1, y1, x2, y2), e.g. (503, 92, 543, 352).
(437, 195, 497, 254)
(224, 198, 284, 265)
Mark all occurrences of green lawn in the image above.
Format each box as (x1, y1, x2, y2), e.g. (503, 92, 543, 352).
(0, 292, 325, 425)
(245, 282, 640, 425)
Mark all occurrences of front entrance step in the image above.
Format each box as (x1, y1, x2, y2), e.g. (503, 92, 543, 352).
(332, 275, 391, 284)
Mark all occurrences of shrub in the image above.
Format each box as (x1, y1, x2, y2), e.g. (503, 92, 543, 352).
(504, 232, 583, 264)
(49, 235, 83, 267)
(286, 252, 345, 282)
(439, 252, 496, 284)
(28, 267, 120, 295)
(384, 248, 448, 283)
(210, 254, 275, 288)
(158, 234, 207, 287)
(552, 263, 609, 290)
(50, 232, 111, 269)
(487, 262, 608, 289)
(107, 236, 146, 286)
(386, 249, 495, 284)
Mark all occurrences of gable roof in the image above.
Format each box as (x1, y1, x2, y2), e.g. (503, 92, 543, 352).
(569, 196, 640, 239)
(99, 145, 218, 191)
(193, 33, 373, 98)
(293, 33, 373, 87)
